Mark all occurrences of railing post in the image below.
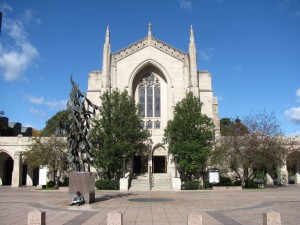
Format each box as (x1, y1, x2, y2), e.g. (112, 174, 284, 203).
(149, 165, 154, 190)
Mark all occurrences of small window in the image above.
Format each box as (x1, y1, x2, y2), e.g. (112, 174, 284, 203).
(155, 120, 160, 129)
(146, 120, 153, 129)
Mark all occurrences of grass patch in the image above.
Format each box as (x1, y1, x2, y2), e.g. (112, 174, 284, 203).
(35, 187, 59, 191)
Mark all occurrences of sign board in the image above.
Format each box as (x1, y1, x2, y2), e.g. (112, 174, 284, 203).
(208, 168, 220, 184)
(38, 167, 48, 185)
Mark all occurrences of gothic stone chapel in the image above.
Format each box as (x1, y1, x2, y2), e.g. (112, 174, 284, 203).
(87, 24, 220, 182)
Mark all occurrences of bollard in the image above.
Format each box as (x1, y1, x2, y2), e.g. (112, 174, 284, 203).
(263, 211, 281, 225)
(188, 212, 202, 225)
(107, 211, 123, 225)
(27, 209, 46, 225)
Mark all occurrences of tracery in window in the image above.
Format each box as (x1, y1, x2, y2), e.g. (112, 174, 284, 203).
(138, 73, 161, 119)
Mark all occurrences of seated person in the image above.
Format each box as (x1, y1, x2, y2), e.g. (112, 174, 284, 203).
(70, 191, 85, 205)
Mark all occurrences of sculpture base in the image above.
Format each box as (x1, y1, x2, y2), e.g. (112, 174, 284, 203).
(120, 178, 129, 191)
(68, 172, 96, 204)
(172, 178, 181, 191)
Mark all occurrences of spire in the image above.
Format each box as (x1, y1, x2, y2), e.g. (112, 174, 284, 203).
(105, 25, 110, 44)
(148, 22, 152, 37)
(103, 25, 111, 89)
(190, 25, 194, 43)
(189, 25, 198, 89)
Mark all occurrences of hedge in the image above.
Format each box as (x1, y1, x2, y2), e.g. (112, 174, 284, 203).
(95, 180, 119, 190)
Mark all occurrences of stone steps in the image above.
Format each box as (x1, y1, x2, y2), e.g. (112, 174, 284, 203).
(130, 173, 172, 191)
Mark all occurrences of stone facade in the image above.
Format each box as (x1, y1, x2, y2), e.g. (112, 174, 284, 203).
(87, 25, 220, 178)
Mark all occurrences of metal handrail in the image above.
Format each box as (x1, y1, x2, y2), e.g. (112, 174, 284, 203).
(149, 166, 154, 190)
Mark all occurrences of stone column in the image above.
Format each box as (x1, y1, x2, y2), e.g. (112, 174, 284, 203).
(0, 157, 3, 185)
(294, 159, 300, 184)
(26, 167, 34, 186)
(12, 151, 22, 187)
(279, 160, 288, 186)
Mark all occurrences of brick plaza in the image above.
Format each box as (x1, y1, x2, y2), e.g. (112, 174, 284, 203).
(1, 185, 300, 225)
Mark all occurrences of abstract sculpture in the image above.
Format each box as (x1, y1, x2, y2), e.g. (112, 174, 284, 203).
(66, 76, 99, 172)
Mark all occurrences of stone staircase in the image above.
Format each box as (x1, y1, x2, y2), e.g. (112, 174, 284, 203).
(130, 173, 172, 191)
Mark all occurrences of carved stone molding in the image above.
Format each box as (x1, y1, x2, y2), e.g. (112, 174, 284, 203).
(151, 37, 186, 62)
(113, 38, 148, 61)
(112, 36, 186, 62)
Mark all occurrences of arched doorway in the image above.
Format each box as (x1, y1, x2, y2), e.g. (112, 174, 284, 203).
(0, 151, 14, 186)
(152, 147, 167, 174)
(287, 151, 300, 184)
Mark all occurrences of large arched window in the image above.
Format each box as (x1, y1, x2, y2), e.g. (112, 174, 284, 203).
(139, 73, 161, 129)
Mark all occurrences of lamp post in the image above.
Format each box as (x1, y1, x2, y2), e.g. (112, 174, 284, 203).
(174, 154, 178, 178)
(122, 152, 127, 178)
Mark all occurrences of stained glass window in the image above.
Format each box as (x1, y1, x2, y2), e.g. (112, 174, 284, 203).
(139, 121, 145, 129)
(147, 86, 153, 117)
(146, 120, 153, 129)
(138, 73, 161, 129)
(155, 120, 160, 129)
(154, 86, 160, 117)
(139, 84, 145, 117)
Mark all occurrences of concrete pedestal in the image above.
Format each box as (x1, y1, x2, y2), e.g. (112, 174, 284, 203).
(120, 178, 128, 191)
(172, 177, 181, 191)
(69, 172, 96, 204)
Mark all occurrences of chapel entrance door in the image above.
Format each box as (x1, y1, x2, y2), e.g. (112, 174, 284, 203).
(153, 156, 166, 173)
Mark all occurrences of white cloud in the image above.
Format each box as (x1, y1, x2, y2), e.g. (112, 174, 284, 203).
(26, 95, 44, 104)
(296, 88, 300, 102)
(0, 5, 39, 81)
(179, 0, 192, 9)
(289, 131, 300, 136)
(278, 0, 298, 9)
(285, 107, 300, 124)
(0, 2, 13, 13)
(46, 100, 68, 110)
(29, 107, 46, 117)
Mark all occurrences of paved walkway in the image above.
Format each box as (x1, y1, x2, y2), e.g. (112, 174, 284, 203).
(0, 185, 300, 225)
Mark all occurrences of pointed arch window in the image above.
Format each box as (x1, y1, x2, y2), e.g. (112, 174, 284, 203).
(139, 73, 161, 129)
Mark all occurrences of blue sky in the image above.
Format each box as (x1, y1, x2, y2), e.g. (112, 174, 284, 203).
(0, 0, 299, 135)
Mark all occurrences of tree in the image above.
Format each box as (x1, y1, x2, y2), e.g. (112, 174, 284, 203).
(212, 112, 296, 187)
(42, 110, 70, 136)
(91, 89, 149, 180)
(23, 135, 68, 187)
(164, 91, 215, 181)
(32, 128, 42, 137)
(220, 118, 248, 136)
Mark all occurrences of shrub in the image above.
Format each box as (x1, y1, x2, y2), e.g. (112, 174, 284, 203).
(182, 181, 200, 190)
(219, 176, 233, 186)
(95, 180, 119, 190)
(46, 180, 55, 188)
(59, 177, 69, 187)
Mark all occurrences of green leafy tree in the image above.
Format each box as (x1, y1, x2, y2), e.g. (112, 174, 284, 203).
(91, 89, 149, 180)
(220, 118, 248, 136)
(24, 136, 68, 187)
(164, 91, 215, 181)
(42, 110, 70, 136)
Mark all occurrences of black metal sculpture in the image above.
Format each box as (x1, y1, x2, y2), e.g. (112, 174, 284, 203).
(66, 76, 99, 172)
